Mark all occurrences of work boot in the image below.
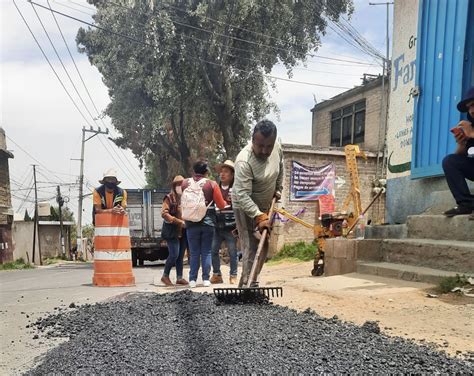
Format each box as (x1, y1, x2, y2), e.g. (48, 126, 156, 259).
(210, 274, 223, 284)
(161, 276, 174, 287)
(176, 278, 189, 286)
(443, 206, 472, 217)
(229, 276, 237, 285)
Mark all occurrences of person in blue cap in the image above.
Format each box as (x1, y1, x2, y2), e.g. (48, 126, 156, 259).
(442, 86, 474, 219)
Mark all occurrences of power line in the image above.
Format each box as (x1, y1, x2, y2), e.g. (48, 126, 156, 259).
(95, 135, 142, 187)
(67, 0, 376, 66)
(30, 2, 353, 89)
(103, 136, 147, 186)
(13, 0, 95, 130)
(46, 0, 109, 128)
(21, 1, 146, 189)
(323, 1, 385, 62)
(5, 134, 69, 185)
(106, 0, 377, 67)
(30, 2, 102, 124)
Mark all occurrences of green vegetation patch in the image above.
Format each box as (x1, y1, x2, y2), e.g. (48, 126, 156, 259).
(438, 274, 470, 294)
(269, 241, 316, 264)
(0, 258, 34, 271)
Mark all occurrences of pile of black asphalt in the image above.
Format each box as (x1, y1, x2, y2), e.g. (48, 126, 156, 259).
(26, 290, 472, 375)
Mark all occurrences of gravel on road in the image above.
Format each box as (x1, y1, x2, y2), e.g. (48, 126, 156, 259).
(26, 290, 473, 375)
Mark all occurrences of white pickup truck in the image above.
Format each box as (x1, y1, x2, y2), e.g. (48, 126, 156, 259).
(125, 189, 169, 267)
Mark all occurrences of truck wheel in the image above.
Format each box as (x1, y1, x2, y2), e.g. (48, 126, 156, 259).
(132, 250, 138, 268)
(138, 258, 144, 266)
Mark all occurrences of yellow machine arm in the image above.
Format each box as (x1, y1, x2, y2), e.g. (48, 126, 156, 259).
(341, 144, 367, 221)
(273, 144, 371, 276)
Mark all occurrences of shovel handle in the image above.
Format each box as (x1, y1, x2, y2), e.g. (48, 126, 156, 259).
(246, 198, 277, 288)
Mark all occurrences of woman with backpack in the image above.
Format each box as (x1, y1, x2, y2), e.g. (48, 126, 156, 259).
(160, 175, 188, 287)
(181, 160, 227, 288)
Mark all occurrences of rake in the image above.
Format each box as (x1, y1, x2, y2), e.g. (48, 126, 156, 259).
(214, 199, 283, 304)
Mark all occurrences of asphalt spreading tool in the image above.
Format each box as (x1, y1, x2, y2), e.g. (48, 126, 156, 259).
(214, 199, 283, 304)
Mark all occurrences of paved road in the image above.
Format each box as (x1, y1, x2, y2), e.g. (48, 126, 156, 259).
(2, 261, 472, 374)
(0, 261, 220, 375)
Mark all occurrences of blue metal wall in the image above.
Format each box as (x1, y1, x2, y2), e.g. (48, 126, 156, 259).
(411, 0, 470, 178)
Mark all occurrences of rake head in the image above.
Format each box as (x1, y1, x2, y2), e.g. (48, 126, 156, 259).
(213, 287, 283, 304)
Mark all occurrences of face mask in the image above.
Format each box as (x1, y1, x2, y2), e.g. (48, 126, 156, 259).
(175, 186, 182, 195)
(105, 182, 116, 190)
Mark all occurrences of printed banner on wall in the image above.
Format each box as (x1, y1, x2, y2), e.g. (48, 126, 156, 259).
(290, 161, 335, 201)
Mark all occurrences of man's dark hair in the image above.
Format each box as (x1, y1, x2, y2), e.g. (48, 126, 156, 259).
(252, 119, 277, 139)
(193, 160, 209, 175)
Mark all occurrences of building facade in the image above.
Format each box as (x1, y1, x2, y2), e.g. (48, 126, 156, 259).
(311, 76, 388, 153)
(385, 0, 474, 223)
(0, 127, 14, 263)
(271, 144, 385, 253)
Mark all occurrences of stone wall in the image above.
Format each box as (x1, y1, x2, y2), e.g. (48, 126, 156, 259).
(270, 144, 385, 254)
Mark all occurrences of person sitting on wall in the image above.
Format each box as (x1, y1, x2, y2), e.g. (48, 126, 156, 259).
(93, 168, 127, 223)
(442, 86, 474, 219)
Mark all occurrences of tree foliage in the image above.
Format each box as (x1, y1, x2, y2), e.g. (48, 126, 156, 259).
(24, 209, 32, 222)
(50, 206, 75, 222)
(77, 0, 352, 186)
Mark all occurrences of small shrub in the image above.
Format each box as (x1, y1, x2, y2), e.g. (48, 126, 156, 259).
(270, 241, 316, 263)
(438, 274, 469, 294)
(0, 258, 34, 271)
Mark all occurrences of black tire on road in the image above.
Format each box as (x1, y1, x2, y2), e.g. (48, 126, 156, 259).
(132, 250, 138, 268)
(138, 258, 145, 266)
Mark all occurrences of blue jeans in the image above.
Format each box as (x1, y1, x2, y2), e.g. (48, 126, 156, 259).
(163, 235, 186, 279)
(212, 228, 238, 277)
(186, 225, 214, 282)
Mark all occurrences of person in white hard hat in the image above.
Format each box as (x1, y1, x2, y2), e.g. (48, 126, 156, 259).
(92, 168, 127, 223)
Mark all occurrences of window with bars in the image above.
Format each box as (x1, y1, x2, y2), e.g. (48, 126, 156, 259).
(330, 100, 366, 147)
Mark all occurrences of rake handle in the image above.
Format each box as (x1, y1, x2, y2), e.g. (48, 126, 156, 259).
(246, 198, 277, 288)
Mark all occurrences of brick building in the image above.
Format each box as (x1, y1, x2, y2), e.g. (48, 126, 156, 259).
(0, 127, 14, 263)
(311, 75, 388, 153)
(270, 77, 388, 253)
(271, 144, 384, 254)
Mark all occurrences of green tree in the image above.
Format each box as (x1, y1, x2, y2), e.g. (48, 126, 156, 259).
(50, 206, 75, 222)
(23, 209, 32, 222)
(77, 0, 352, 183)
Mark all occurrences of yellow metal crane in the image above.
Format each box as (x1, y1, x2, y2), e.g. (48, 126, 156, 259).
(272, 144, 379, 276)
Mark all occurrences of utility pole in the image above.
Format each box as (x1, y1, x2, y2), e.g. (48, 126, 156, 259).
(31, 164, 42, 265)
(370, 1, 393, 179)
(73, 126, 109, 259)
(56, 185, 65, 257)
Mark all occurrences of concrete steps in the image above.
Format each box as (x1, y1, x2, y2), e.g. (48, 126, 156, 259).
(381, 239, 474, 273)
(406, 215, 473, 241)
(326, 213, 473, 283)
(356, 261, 460, 285)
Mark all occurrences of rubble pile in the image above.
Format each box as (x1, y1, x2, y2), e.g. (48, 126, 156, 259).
(27, 291, 472, 375)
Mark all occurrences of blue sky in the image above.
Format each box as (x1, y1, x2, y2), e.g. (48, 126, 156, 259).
(1, 0, 392, 224)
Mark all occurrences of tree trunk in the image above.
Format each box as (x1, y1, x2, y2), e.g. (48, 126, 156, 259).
(158, 155, 169, 188)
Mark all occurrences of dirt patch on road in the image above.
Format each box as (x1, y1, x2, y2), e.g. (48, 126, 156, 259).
(259, 261, 474, 358)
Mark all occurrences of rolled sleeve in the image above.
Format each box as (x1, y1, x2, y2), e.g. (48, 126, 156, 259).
(233, 161, 263, 218)
(275, 153, 284, 195)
